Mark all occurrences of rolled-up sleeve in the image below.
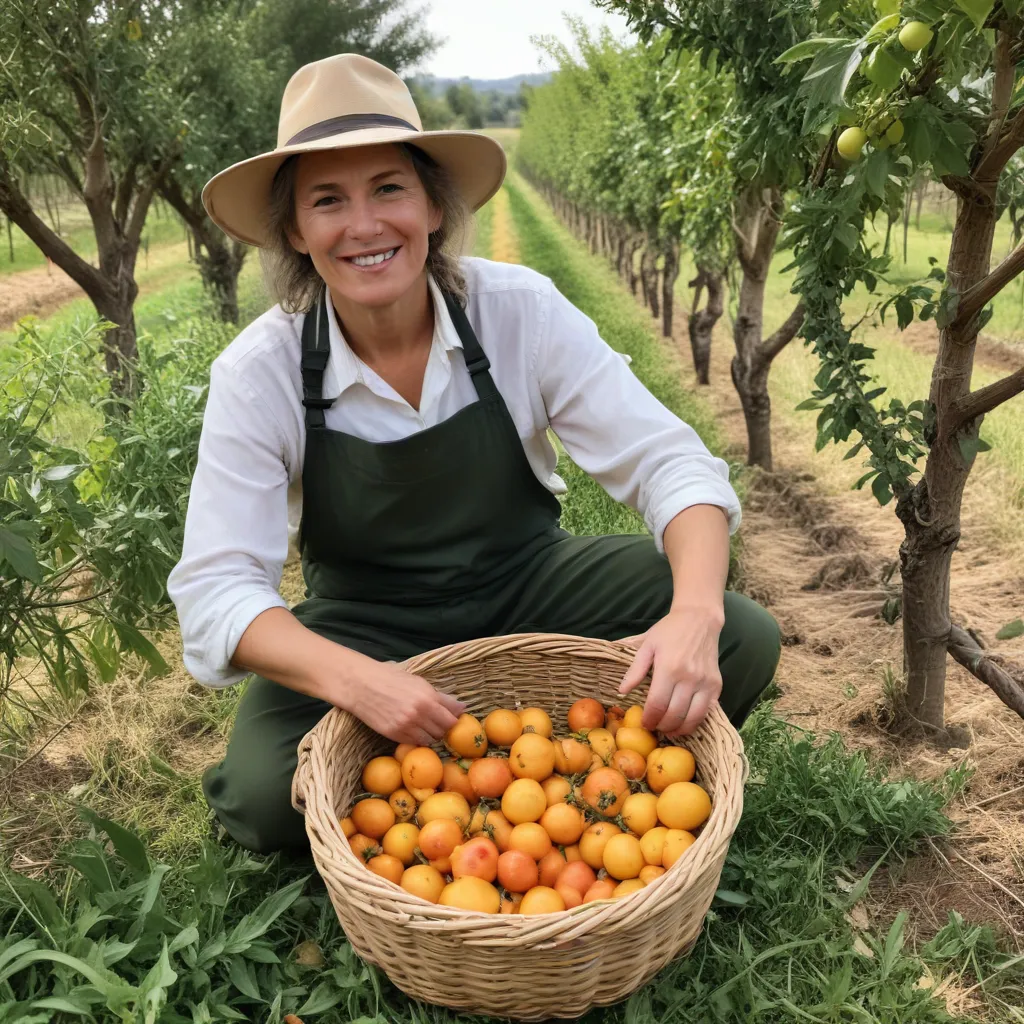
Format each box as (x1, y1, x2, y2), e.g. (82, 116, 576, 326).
(167, 359, 291, 687)
(537, 280, 741, 551)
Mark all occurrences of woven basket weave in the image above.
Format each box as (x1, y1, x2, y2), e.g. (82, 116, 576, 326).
(291, 633, 747, 1021)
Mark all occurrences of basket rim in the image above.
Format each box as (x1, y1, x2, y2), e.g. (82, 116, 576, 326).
(292, 631, 748, 943)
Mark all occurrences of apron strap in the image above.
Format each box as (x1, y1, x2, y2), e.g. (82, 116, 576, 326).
(300, 287, 498, 429)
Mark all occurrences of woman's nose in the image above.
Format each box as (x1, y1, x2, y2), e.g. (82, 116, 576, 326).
(346, 196, 382, 239)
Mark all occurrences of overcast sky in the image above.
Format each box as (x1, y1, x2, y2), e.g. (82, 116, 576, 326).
(418, 0, 633, 80)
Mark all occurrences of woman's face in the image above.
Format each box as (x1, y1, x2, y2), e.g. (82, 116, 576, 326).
(288, 144, 441, 310)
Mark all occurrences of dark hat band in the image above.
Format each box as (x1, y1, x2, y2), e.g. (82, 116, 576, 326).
(286, 113, 417, 146)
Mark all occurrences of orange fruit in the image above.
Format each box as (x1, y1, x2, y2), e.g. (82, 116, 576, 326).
(538, 848, 567, 887)
(401, 748, 444, 791)
(581, 767, 630, 817)
(450, 836, 500, 882)
(520, 886, 565, 915)
(646, 746, 696, 792)
(613, 878, 645, 898)
(468, 756, 514, 798)
(439, 876, 500, 913)
(497, 849, 539, 892)
(400, 864, 445, 903)
(417, 792, 472, 830)
(567, 698, 605, 732)
(615, 727, 658, 759)
(407, 785, 435, 802)
(556, 882, 583, 909)
(640, 826, 669, 866)
(509, 733, 556, 781)
(610, 748, 647, 780)
(418, 818, 464, 860)
(471, 809, 514, 852)
(501, 778, 547, 824)
(540, 803, 586, 845)
(510, 822, 552, 861)
(441, 759, 476, 801)
(556, 860, 597, 896)
(602, 833, 645, 880)
(622, 706, 645, 729)
(381, 822, 420, 865)
(349, 834, 380, 861)
(656, 782, 711, 831)
(639, 864, 666, 885)
(542, 775, 572, 807)
(339, 816, 356, 839)
(429, 854, 452, 874)
(563, 843, 582, 863)
(367, 853, 404, 884)
(662, 829, 697, 869)
(553, 737, 593, 775)
(519, 707, 553, 737)
(500, 891, 524, 914)
(484, 709, 523, 747)
(388, 788, 417, 823)
(621, 792, 659, 836)
(582, 878, 617, 903)
(445, 713, 488, 759)
(362, 756, 403, 796)
(350, 798, 395, 840)
(579, 821, 621, 869)
(605, 706, 626, 736)
(394, 743, 414, 763)
(586, 728, 616, 762)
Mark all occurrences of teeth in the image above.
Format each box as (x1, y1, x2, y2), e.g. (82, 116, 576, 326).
(351, 248, 396, 267)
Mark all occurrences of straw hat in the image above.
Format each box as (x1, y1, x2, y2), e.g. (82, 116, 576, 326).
(202, 53, 508, 247)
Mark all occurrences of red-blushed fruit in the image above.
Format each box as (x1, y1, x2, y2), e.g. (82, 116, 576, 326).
(450, 836, 500, 883)
(367, 853, 404, 884)
(581, 767, 630, 817)
(582, 878, 617, 903)
(418, 818, 464, 860)
(567, 697, 605, 732)
(556, 859, 597, 896)
(556, 881, 583, 909)
(538, 848, 568, 887)
(468, 756, 514, 798)
(497, 849, 540, 892)
(610, 748, 647, 780)
(441, 759, 476, 801)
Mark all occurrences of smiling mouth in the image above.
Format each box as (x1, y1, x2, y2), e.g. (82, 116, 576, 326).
(342, 246, 400, 267)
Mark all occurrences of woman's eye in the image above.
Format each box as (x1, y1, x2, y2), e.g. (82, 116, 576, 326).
(379, 183, 403, 194)
(313, 195, 338, 207)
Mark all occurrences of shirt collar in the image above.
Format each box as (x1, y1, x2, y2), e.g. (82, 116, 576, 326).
(321, 273, 464, 400)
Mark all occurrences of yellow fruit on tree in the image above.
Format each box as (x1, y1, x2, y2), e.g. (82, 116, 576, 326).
(898, 20, 933, 52)
(837, 126, 868, 161)
(885, 118, 905, 144)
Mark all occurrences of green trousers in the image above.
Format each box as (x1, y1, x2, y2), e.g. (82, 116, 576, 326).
(202, 535, 781, 855)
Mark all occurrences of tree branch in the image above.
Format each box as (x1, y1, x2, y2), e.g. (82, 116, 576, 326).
(115, 161, 138, 227)
(948, 364, 1024, 433)
(948, 624, 1024, 720)
(978, 27, 1014, 169)
(975, 105, 1024, 184)
(758, 301, 806, 363)
(953, 235, 1024, 329)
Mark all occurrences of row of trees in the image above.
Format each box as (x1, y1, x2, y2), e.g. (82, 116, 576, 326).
(0, 0, 438, 400)
(521, 0, 1024, 737)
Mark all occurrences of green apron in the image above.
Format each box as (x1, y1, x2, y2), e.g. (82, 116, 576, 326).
(201, 288, 781, 854)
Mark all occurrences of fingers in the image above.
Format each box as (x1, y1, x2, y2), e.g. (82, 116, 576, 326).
(657, 682, 698, 735)
(437, 689, 468, 717)
(640, 656, 678, 732)
(619, 642, 654, 697)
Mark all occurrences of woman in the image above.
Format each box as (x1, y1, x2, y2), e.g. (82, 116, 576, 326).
(169, 54, 781, 856)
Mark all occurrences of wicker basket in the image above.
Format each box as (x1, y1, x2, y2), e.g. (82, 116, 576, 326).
(291, 633, 747, 1021)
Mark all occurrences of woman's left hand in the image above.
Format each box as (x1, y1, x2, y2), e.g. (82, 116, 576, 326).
(617, 605, 724, 737)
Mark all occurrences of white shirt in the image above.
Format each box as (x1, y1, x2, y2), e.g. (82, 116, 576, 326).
(167, 257, 741, 687)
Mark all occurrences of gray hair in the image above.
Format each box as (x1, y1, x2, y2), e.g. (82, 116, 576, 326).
(260, 143, 469, 313)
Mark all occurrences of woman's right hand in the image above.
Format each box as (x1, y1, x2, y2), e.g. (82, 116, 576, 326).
(340, 658, 467, 746)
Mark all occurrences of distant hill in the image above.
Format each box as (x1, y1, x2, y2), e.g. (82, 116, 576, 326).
(413, 72, 552, 95)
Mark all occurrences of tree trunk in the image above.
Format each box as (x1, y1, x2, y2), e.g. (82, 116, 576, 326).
(627, 236, 643, 295)
(915, 178, 925, 230)
(641, 238, 659, 319)
(896, 185, 999, 732)
(615, 228, 626, 281)
(688, 267, 723, 385)
(661, 240, 681, 338)
(732, 272, 773, 469)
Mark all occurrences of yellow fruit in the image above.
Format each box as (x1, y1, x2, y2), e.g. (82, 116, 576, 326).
(445, 713, 488, 759)
(898, 20, 933, 52)
(539, 802, 587, 845)
(553, 737, 593, 775)
(640, 826, 669, 866)
(401, 747, 444, 791)
(509, 732, 556, 781)
(407, 785, 435, 802)
(656, 782, 712, 831)
(520, 885, 565, 915)
(621, 792, 659, 836)
(646, 746, 696, 793)
(581, 767, 630, 816)
(441, 758, 476, 801)
(837, 126, 868, 161)
(483, 708, 523, 747)
(622, 706, 645, 729)
(367, 853, 404, 884)
(509, 822, 553, 860)
(472, 809, 514, 852)
(349, 833, 380, 861)
(499, 892, 524, 914)
(501, 778, 548, 824)
(519, 707, 553, 737)
(639, 864, 666, 885)
(602, 833, 645, 880)
(394, 743, 414, 763)
(361, 756, 403, 796)
(885, 118, 905, 144)
(610, 748, 647, 780)
(418, 818, 464, 859)
(339, 816, 356, 838)
(541, 774, 572, 807)
(586, 728, 616, 762)
(615, 727, 658, 759)
(613, 878, 646, 898)
(350, 798, 395, 840)
(662, 829, 697, 869)
(438, 875, 501, 913)
(579, 821, 621, 869)
(388, 788, 417, 823)
(400, 864, 445, 903)
(417, 791, 472, 830)
(382, 822, 420, 865)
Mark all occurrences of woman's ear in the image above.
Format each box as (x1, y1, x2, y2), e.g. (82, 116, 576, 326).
(428, 201, 443, 235)
(286, 226, 310, 255)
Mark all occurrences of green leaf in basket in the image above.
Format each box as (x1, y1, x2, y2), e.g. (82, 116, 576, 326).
(713, 889, 752, 906)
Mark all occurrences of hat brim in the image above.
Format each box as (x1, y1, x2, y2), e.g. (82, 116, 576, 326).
(201, 127, 508, 247)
